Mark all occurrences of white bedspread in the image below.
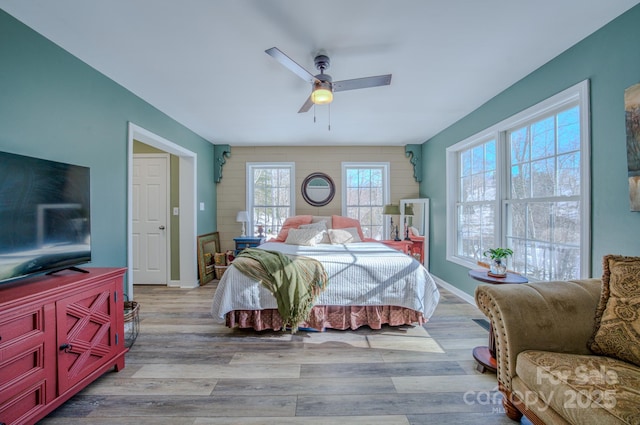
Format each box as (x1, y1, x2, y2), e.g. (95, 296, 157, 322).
(210, 241, 440, 321)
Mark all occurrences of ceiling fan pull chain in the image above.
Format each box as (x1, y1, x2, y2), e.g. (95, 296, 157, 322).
(313, 104, 316, 123)
(328, 103, 331, 131)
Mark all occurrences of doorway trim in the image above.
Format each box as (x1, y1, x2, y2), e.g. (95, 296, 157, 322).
(127, 122, 199, 297)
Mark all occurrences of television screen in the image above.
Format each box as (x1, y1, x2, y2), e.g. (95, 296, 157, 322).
(0, 151, 91, 283)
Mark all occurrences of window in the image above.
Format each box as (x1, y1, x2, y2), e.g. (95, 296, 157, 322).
(342, 162, 390, 239)
(456, 138, 498, 262)
(246, 163, 295, 239)
(446, 81, 590, 281)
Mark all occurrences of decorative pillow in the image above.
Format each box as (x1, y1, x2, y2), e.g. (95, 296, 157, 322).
(331, 215, 365, 240)
(273, 215, 313, 242)
(311, 216, 332, 229)
(284, 228, 321, 246)
(588, 255, 640, 367)
(328, 227, 362, 244)
(299, 221, 330, 244)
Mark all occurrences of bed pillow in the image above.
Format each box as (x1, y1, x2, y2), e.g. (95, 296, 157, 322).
(285, 228, 322, 246)
(299, 221, 330, 244)
(588, 254, 640, 367)
(328, 227, 362, 244)
(331, 215, 365, 240)
(311, 216, 332, 229)
(273, 215, 313, 242)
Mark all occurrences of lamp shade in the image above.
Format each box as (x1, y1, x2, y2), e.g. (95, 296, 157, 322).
(382, 204, 400, 215)
(311, 81, 333, 104)
(236, 211, 249, 222)
(404, 205, 414, 216)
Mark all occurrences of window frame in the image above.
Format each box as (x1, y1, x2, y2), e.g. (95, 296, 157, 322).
(446, 80, 591, 279)
(246, 162, 295, 238)
(341, 162, 390, 240)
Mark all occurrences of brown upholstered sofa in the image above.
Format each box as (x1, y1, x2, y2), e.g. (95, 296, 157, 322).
(475, 263, 640, 424)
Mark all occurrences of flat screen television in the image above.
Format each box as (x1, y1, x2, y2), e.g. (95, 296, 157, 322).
(0, 151, 91, 284)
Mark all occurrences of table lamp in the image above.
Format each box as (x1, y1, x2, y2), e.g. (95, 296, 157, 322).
(236, 210, 249, 237)
(403, 204, 414, 240)
(382, 204, 401, 241)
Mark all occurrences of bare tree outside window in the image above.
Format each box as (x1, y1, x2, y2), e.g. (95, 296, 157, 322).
(248, 164, 293, 239)
(343, 163, 389, 239)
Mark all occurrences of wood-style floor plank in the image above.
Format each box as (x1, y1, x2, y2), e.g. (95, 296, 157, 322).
(38, 280, 531, 424)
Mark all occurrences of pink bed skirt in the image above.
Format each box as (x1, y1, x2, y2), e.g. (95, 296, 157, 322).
(225, 305, 426, 331)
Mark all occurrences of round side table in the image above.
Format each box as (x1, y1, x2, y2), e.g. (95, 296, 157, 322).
(469, 269, 528, 373)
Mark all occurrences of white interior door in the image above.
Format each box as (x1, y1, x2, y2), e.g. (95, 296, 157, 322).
(133, 154, 169, 284)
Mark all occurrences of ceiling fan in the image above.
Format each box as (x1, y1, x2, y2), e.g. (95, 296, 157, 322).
(265, 47, 392, 113)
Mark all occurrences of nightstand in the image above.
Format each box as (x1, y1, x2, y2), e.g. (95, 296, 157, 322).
(380, 239, 413, 255)
(233, 236, 265, 256)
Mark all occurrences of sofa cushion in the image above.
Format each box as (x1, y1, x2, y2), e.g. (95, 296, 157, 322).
(516, 350, 640, 425)
(589, 255, 640, 367)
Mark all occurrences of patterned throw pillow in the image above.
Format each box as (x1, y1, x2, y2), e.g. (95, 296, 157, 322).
(299, 221, 330, 244)
(273, 215, 313, 242)
(284, 228, 322, 246)
(589, 255, 640, 367)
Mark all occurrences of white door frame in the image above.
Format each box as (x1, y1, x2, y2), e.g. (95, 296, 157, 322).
(127, 122, 199, 297)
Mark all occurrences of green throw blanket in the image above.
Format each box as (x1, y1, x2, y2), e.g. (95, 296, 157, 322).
(233, 248, 328, 333)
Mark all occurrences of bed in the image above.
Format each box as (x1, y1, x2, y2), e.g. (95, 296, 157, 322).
(210, 216, 440, 331)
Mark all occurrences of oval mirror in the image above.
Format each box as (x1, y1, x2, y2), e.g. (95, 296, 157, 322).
(302, 172, 335, 207)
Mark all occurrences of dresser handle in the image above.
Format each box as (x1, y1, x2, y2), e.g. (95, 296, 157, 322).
(59, 343, 72, 353)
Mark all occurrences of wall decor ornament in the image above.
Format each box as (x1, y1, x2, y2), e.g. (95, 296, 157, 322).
(626, 82, 640, 211)
(214, 144, 231, 183)
(405, 144, 423, 183)
(301, 172, 335, 207)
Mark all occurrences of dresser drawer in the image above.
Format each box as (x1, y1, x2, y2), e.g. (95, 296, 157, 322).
(0, 345, 45, 393)
(0, 380, 46, 425)
(0, 307, 44, 350)
(233, 237, 265, 256)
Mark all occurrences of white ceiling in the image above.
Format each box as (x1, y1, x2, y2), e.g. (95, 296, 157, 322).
(2, 1, 638, 146)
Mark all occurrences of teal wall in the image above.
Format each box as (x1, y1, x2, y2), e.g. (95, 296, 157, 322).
(0, 10, 217, 276)
(421, 5, 640, 296)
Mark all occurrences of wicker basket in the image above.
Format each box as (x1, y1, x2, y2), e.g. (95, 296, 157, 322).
(123, 300, 140, 348)
(214, 265, 228, 280)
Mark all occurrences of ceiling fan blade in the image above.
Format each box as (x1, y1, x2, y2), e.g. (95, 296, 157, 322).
(333, 74, 392, 92)
(265, 47, 318, 85)
(298, 95, 314, 113)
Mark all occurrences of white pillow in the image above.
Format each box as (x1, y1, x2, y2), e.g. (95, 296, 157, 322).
(284, 228, 321, 246)
(299, 221, 330, 243)
(311, 216, 332, 229)
(328, 227, 362, 244)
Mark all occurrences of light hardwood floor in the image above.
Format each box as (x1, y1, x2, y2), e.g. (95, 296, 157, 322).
(39, 281, 525, 424)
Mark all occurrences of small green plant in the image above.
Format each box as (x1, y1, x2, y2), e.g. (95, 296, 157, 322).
(483, 247, 513, 262)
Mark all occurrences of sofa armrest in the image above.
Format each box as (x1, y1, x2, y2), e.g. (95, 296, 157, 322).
(474, 278, 601, 391)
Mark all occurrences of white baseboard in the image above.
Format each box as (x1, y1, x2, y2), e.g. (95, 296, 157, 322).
(431, 274, 476, 305)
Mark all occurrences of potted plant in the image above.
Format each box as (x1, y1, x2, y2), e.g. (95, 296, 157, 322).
(483, 247, 513, 277)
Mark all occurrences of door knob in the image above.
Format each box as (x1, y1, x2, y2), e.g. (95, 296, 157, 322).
(159, 225, 165, 230)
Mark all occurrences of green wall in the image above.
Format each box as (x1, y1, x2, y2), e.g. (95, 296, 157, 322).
(0, 10, 217, 281)
(421, 5, 640, 296)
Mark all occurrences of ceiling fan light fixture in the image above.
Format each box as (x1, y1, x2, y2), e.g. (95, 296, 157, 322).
(311, 81, 333, 104)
